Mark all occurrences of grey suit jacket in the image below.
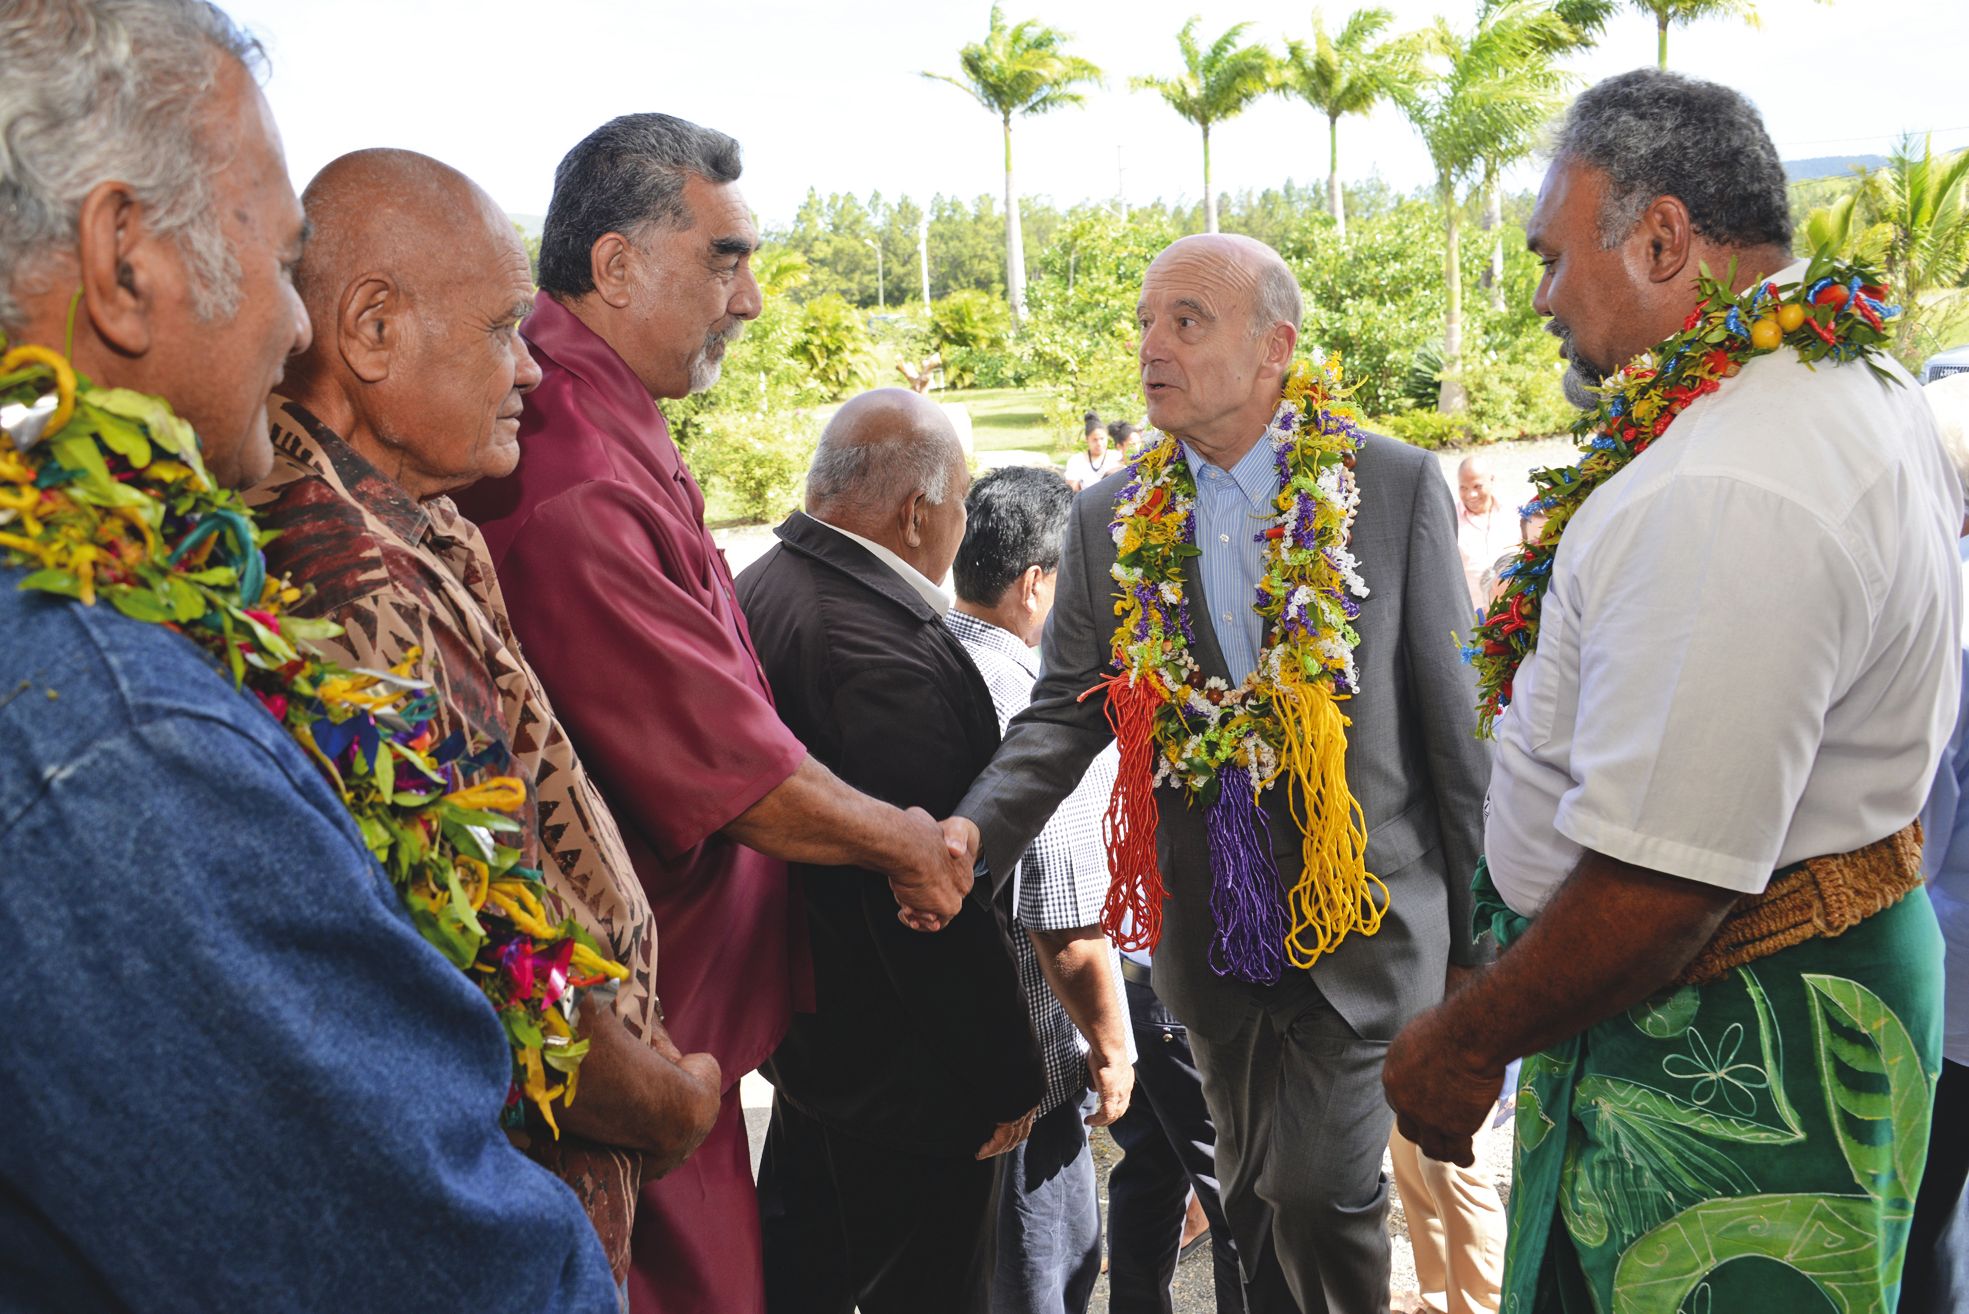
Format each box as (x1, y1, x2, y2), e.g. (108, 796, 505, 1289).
(956, 431, 1489, 1042)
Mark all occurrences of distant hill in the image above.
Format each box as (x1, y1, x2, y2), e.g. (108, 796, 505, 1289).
(1784, 155, 1888, 183)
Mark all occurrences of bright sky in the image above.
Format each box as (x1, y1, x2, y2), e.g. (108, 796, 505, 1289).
(230, 0, 1969, 229)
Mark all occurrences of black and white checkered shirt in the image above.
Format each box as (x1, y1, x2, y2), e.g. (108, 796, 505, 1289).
(945, 607, 1130, 1114)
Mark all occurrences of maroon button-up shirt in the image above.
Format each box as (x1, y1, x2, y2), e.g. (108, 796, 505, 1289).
(456, 291, 808, 1084)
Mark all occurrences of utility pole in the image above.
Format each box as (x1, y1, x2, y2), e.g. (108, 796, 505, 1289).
(917, 212, 931, 309)
(863, 236, 885, 312)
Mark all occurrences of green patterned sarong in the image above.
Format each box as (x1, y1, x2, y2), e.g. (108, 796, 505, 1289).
(1477, 860, 1944, 1313)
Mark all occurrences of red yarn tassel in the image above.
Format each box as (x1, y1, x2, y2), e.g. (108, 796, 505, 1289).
(1083, 673, 1166, 951)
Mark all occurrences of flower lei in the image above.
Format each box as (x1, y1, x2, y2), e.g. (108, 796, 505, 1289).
(1093, 354, 1383, 985)
(1468, 255, 1902, 736)
(0, 339, 624, 1135)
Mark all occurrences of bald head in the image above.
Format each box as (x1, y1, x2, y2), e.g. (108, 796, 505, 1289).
(1457, 454, 1498, 515)
(807, 388, 971, 581)
(1149, 234, 1302, 339)
(1136, 234, 1302, 462)
(280, 148, 539, 501)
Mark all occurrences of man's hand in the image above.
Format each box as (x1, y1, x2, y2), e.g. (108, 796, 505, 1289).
(1382, 1004, 1501, 1168)
(645, 1050, 723, 1179)
(1084, 1046, 1134, 1128)
(975, 1107, 1038, 1160)
(559, 999, 724, 1179)
(885, 807, 975, 932)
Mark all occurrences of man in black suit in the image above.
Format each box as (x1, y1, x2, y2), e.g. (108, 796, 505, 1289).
(736, 388, 1046, 1314)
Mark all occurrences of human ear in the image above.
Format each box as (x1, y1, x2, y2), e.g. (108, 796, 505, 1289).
(1020, 563, 1045, 613)
(901, 491, 927, 547)
(74, 181, 161, 357)
(338, 275, 397, 385)
(590, 233, 637, 310)
(1637, 195, 1694, 285)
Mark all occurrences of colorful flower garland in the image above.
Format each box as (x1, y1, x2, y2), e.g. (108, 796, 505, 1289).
(1468, 255, 1901, 736)
(1093, 354, 1383, 985)
(0, 340, 623, 1134)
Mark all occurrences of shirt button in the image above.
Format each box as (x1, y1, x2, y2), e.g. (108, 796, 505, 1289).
(1222, 612, 1233, 624)
(1219, 533, 1230, 544)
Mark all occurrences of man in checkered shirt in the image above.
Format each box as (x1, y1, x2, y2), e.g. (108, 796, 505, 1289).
(945, 466, 1134, 1314)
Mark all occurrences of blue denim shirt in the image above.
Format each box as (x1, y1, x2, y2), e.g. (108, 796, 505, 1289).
(0, 570, 615, 1311)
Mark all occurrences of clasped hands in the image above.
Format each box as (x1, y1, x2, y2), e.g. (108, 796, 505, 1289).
(887, 811, 982, 933)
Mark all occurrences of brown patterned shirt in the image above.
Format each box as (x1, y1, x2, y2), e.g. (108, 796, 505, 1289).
(247, 397, 656, 1277)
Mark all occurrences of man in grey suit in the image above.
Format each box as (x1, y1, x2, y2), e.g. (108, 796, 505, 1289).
(947, 233, 1487, 1313)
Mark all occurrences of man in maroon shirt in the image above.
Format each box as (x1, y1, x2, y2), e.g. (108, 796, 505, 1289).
(456, 114, 975, 1314)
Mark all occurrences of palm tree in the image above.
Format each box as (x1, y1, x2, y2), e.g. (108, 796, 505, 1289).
(1805, 136, 1969, 364)
(1398, 0, 1572, 412)
(1278, 8, 1421, 239)
(1133, 17, 1277, 234)
(924, 6, 1102, 324)
(1628, 0, 1825, 68)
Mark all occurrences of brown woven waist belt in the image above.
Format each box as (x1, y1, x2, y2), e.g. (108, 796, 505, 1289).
(1675, 821, 1924, 988)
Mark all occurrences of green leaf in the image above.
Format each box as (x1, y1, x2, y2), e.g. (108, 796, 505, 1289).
(49, 431, 113, 489)
(88, 387, 200, 465)
(86, 405, 152, 469)
(16, 568, 84, 600)
(179, 566, 238, 586)
(163, 573, 207, 621)
(107, 587, 172, 623)
(1804, 972, 1933, 1207)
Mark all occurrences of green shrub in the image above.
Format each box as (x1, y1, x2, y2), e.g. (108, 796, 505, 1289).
(1376, 408, 1470, 449)
(929, 290, 1013, 389)
(792, 294, 878, 400)
(686, 410, 818, 524)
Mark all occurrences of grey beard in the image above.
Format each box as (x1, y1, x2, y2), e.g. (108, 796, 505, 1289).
(686, 324, 746, 396)
(1561, 362, 1601, 410)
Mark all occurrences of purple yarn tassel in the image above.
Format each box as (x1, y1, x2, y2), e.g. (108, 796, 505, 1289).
(1206, 765, 1286, 985)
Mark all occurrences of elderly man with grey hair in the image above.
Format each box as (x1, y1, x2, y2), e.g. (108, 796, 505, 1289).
(455, 115, 979, 1314)
(947, 231, 1488, 1312)
(735, 388, 1044, 1314)
(1384, 69, 1960, 1313)
(0, 2, 615, 1309)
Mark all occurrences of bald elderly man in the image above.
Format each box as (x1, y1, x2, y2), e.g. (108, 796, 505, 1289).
(244, 149, 721, 1280)
(735, 390, 1045, 1314)
(946, 235, 1488, 1312)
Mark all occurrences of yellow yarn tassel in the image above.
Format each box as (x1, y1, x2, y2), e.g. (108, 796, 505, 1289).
(1263, 674, 1386, 967)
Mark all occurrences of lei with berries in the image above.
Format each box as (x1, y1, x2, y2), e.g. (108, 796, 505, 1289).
(1094, 354, 1381, 985)
(1468, 255, 1901, 735)
(0, 338, 623, 1134)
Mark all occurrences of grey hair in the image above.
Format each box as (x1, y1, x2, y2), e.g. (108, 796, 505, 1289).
(806, 418, 962, 515)
(537, 113, 743, 299)
(1551, 68, 1791, 252)
(1252, 258, 1303, 339)
(0, 0, 265, 332)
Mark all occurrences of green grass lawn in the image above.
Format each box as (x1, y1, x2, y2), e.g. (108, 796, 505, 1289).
(945, 385, 1066, 455)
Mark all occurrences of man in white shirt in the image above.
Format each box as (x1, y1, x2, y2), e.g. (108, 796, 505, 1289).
(1382, 69, 1959, 1314)
(1453, 455, 1519, 611)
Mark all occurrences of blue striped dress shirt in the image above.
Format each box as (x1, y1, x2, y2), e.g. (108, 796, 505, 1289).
(1182, 437, 1278, 682)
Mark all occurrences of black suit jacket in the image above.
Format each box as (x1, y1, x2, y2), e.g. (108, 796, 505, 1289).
(735, 511, 1045, 1156)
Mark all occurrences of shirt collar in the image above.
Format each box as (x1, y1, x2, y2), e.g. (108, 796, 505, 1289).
(809, 516, 952, 615)
(267, 396, 433, 545)
(944, 606, 1038, 674)
(1181, 432, 1278, 506)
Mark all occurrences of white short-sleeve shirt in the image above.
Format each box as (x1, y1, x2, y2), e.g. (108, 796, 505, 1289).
(1485, 281, 1964, 916)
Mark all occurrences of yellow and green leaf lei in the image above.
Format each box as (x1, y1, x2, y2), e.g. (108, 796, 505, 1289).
(1469, 254, 1902, 736)
(0, 339, 623, 1134)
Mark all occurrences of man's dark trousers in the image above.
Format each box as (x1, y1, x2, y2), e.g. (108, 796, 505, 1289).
(757, 1094, 1001, 1314)
(1107, 973, 1245, 1314)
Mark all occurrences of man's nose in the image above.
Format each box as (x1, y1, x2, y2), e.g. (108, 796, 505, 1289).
(514, 337, 543, 393)
(732, 263, 763, 321)
(289, 286, 313, 357)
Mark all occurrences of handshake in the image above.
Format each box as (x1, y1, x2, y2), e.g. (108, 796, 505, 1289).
(887, 811, 982, 933)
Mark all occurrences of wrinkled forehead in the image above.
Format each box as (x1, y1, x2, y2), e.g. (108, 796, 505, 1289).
(1527, 156, 1606, 250)
(1139, 245, 1259, 317)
